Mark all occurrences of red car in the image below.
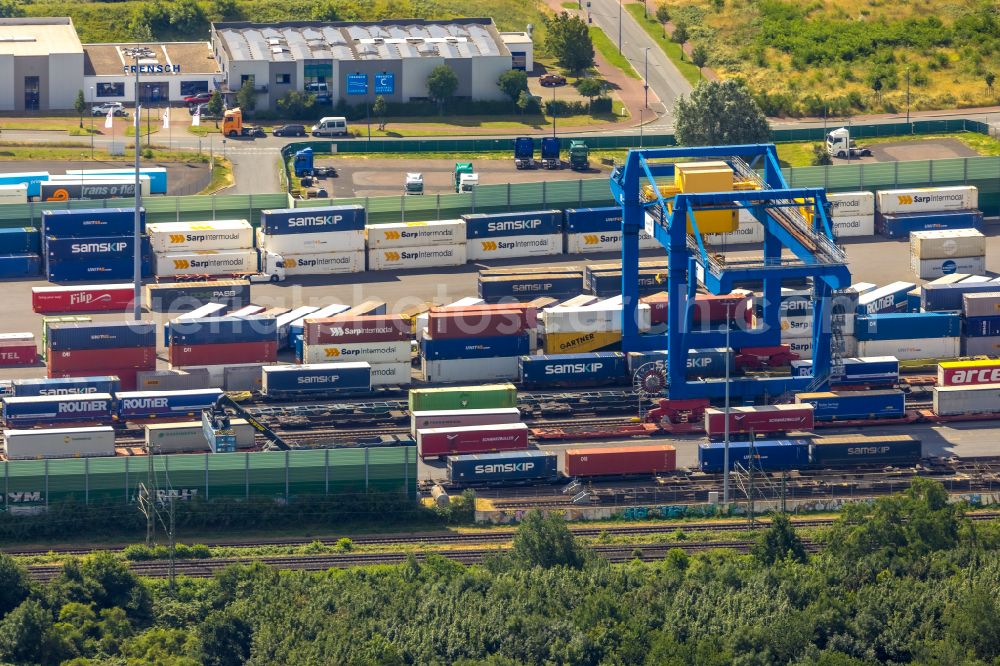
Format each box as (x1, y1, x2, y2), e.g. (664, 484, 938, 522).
(540, 73, 567, 87)
(184, 91, 213, 105)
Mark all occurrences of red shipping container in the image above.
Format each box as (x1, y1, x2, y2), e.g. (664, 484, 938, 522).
(49, 367, 142, 391)
(564, 445, 677, 477)
(47, 346, 157, 373)
(305, 315, 411, 345)
(32, 284, 135, 314)
(704, 404, 814, 438)
(0, 345, 37, 366)
(937, 360, 1000, 387)
(641, 293, 669, 325)
(416, 423, 529, 458)
(169, 340, 276, 366)
(637, 292, 754, 327)
(431, 303, 538, 329)
(426, 309, 529, 339)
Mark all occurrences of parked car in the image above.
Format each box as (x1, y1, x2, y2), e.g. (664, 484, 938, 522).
(91, 102, 126, 116)
(273, 124, 306, 137)
(539, 73, 567, 87)
(189, 103, 222, 119)
(184, 91, 213, 105)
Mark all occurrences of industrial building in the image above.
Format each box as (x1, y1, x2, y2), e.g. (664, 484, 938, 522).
(0, 18, 84, 112)
(84, 42, 222, 105)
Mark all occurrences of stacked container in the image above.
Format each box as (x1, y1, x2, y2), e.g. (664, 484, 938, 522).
(303, 315, 411, 386)
(909, 229, 985, 279)
(46, 320, 156, 390)
(0, 333, 37, 367)
(584, 260, 669, 297)
(367, 218, 466, 271)
(292, 303, 350, 362)
(962, 292, 1000, 356)
(823, 191, 875, 238)
(478, 269, 585, 302)
(145, 279, 251, 313)
(463, 210, 562, 261)
(855, 311, 961, 360)
(42, 208, 149, 282)
(421, 307, 532, 383)
(541, 298, 651, 354)
(169, 316, 277, 369)
(260, 206, 366, 275)
(563, 207, 659, 254)
(0, 226, 41, 279)
(876, 186, 982, 238)
(149, 220, 257, 278)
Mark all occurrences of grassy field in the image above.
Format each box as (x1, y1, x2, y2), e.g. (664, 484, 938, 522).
(0, 142, 211, 164)
(201, 157, 234, 194)
(589, 27, 641, 80)
(624, 4, 704, 86)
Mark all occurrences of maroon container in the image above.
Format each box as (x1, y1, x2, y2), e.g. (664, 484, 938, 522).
(704, 405, 815, 437)
(169, 340, 276, 366)
(432, 303, 538, 328)
(641, 293, 669, 325)
(426, 309, 529, 339)
(0, 345, 37, 366)
(564, 445, 677, 477)
(47, 346, 157, 373)
(416, 423, 529, 458)
(32, 284, 135, 314)
(637, 292, 753, 326)
(305, 315, 411, 345)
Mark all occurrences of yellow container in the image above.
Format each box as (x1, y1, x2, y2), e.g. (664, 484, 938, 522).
(543, 331, 623, 355)
(667, 203, 738, 234)
(675, 161, 734, 192)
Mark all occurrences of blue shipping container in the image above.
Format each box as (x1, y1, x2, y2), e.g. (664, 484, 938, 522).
(0, 228, 40, 254)
(519, 352, 626, 387)
(626, 348, 734, 378)
(855, 312, 961, 341)
(877, 210, 983, 238)
(260, 205, 366, 235)
(46, 235, 149, 262)
(795, 389, 906, 421)
(48, 320, 156, 351)
(462, 210, 563, 238)
(169, 316, 277, 346)
(0, 172, 48, 198)
(563, 207, 622, 233)
(906, 289, 921, 313)
(857, 281, 915, 315)
(42, 208, 145, 238)
(47, 256, 152, 282)
(698, 439, 810, 473)
(448, 450, 559, 485)
(2, 393, 114, 426)
(0, 254, 41, 279)
(791, 356, 899, 385)
(965, 316, 1000, 338)
(115, 389, 223, 420)
(478, 274, 584, 302)
(262, 362, 371, 395)
(422, 333, 530, 361)
(588, 271, 666, 297)
(921, 282, 1000, 312)
(12, 376, 120, 397)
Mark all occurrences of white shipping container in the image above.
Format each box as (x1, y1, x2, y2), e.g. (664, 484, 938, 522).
(909, 228, 986, 260)
(367, 243, 466, 271)
(0, 183, 28, 205)
(145, 419, 256, 453)
(876, 185, 978, 215)
(962, 292, 1000, 318)
(703, 209, 765, 245)
(146, 220, 254, 253)
(410, 407, 522, 436)
(258, 228, 365, 255)
(303, 340, 411, 365)
(366, 220, 466, 248)
(542, 303, 651, 333)
(422, 356, 520, 383)
(369, 362, 412, 386)
(830, 215, 875, 238)
(780, 315, 857, 339)
(858, 337, 960, 361)
(565, 228, 660, 254)
(279, 250, 364, 276)
(964, 336, 1000, 357)
(827, 191, 875, 217)
(155, 249, 258, 277)
(786, 336, 858, 361)
(933, 383, 1000, 416)
(168, 363, 264, 388)
(4, 426, 115, 460)
(911, 255, 986, 280)
(466, 234, 562, 260)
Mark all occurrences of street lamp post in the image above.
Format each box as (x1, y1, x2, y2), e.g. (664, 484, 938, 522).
(89, 86, 94, 160)
(644, 47, 650, 109)
(552, 85, 557, 138)
(122, 46, 154, 320)
(639, 109, 643, 147)
(618, 0, 623, 54)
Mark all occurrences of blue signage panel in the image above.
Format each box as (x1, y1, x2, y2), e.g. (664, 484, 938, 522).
(346, 73, 368, 95)
(374, 72, 395, 95)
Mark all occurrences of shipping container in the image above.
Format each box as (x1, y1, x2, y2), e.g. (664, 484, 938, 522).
(422, 356, 520, 383)
(921, 282, 1000, 312)
(368, 362, 411, 386)
(963, 292, 1000, 318)
(169, 340, 277, 366)
(340, 301, 387, 317)
(466, 234, 562, 261)
(32, 283, 134, 314)
(911, 255, 985, 280)
(542, 303, 651, 334)
(626, 348, 735, 379)
(563, 206, 622, 233)
(257, 228, 365, 255)
(794, 389, 905, 421)
(47, 346, 156, 374)
(0, 171, 47, 198)
(144, 279, 250, 313)
(146, 220, 253, 253)
(276, 306, 319, 348)
(857, 337, 960, 361)
(962, 276, 993, 283)
(40, 177, 150, 201)
(366, 220, 465, 248)
(65, 167, 167, 194)
(704, 404, 815, 438)
(447, 450, 559, 486)
(136, 369, 210, 392)
(462, 210, 562, 238)
(411, 407, 521, 437)
(0, 183, 28, 205)
(154, 249, 258, 277)
(229, 305, 265, 317)
(422, 334, 529, 361)
(115, 388, 223, 420)
(564, 444, 677, 477)
(858, 281, 915, 315)
(367, 244, 466, 271)
(877, 210, 983, 238)
(0, 253, 41, 279)
(145, 419, 255, 453)
(303, 339, 411, 365)
(42, 209, 144, 239)
(409, 383, 517, 412)
(790, 356, 899, 386)
(829, 215, 875, 238)
(47, 256, 151, 283)
(701, 209, 765, 245)
(479, 273, 585, 302)
(698, 439, 810, 473)
(426, 308, 534, 340)
(826, 191, 875, 217)
(260, 205, 366, 235)
(46, 234, 149, 263)
(0, 227, 39, 254)
(47, 320, 155, 352)
(223, 364, 264, 392)
(3, 393, 114, 426)
(964, 336, 1000, 357)
(278, 250, 364, 276)
(876, 185, 978, 215)
(855, 312, 961, 341)
(3, 426, 115, 459)
(934, 383, 1000, 416)
(290, 304, 350, 347)
(937, 359, 1000, 386)
(784, 336, 859, 361)
(417, 422, 529, 458)
(809, 435, 921, 467)
(0, 333, 33, 348)
(566, 228, 660, 255)
(543, 330, 622, 355)
(169, 316, 276, 346)
(850, 282, 877, 296)
(585, 266, 670, 297)
(910, 228, 985, 259)
(965, 316, 1000, 338)
(261, 362, 371, 397)
(519, 352, 627, 388)
(304, 315, 410, 346)
(12, 376, 119, 397)
(0, 345, 36, 366)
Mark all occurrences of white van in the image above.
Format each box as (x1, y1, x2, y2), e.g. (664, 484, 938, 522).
(311, 116, 348, 137)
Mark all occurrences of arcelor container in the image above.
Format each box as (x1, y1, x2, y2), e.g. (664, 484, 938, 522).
(114, 388, 223, 421)
(910, 228, 985, 260)
(962, 292, 1000, 318)
(146, 220, 253, 253)
(42, 207, 144, 238)
(698, 439, 810, 473)
(367, 244, 466, 271)
(467, 234, 564, 260)
(794, 389, 906, 421)
(410, 407, 521, 437)
(261, 362, 371, 397)
(447, 450, 559, 486)
(876, 185, 978, 215)
(32, 284, 135, 314)
(47, 346, 156, 373)
(0, 253, 41, 278)
(877, 210, 983, 238)
(145, 419, 255, 453)
(826, 191, 875, 217)
(12, 376, 119, 397)
(2, 393, 114, 427)
(421, 334, 529, 361)
(276, 250, 364, 276)
(964, 316, 1000, 338)
(368, 362, 411, 386)
(857, 282, 915, 315)
(422, 356, 520, 383)
(0, 227, 40, 254)
(542, 303, 651, 333)
(303, 340, 411, 365)
(809, 435, 921, 467)
(426, 309, 531, 339)
(366, 220, 466, 248)
(168, 340, 277, 366)
(462, 210, 562, 238)
(564, 445, 677, 477)
(416, 422, 529, 458)
(626, 348, 733, 379)
(704, 404, 815, 438)
(408, 383, 517, 413)
(154, 249, 258, 277)
(260, 205, 366, 235)
(855, 312, 961, 341)
(47, 320, 156, 352)
(922, 282, 1000, 312)
(258, 228, 365, 255)
(857, 337, 960, 361)
(304, 315, 410, 345)
(933, 383, 1000, 416)
(938, 360, 1000, 387)
(911, 255, 985, 280)
(519, 352, 627, 388)
(144, 280, 250, 313)
(4, 426, 116, 460)
(964, 336, 1000, 357)
(791, 356, 899, 385)
(829, 215, 875, 238)
(169, 316, 276, 346)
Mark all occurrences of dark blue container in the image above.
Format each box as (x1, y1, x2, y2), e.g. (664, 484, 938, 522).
(115, 388, 224, 420)
(294, 334, 304, 363)
(0, 253, 41, 278)
(42, 208, 145, 238)
(169, 316, 277, 346)
(261, 363, 371, 396)
(12, 376, 120, 397)
(46, 256, 152, 282)
(626, 348, 733, 378)
(698, 439, 810, 473)
(855, 312, 961, 341)
(810, 436, 922, 466)
(906, 289, 921, 313)
(47, 320, 156, 351)
(791, 356, 899, 386)
(795, 389, 906, 421)
(421, 333, 530, 361)
(588, 271, 665, 297)
(519, 352, 626, 387)
(965, 316, 1000, 338)
(478, 274, 584, 302)
(877, 210, 983, 238)
(447, 450, 559, 486)
(921, 282, 1000, 312)
(46, 235, 144, 262)
(2, 393, 114, 426)
(563, 207, 621, 233)
(0, 228, 40, 254)
(260, 205, 366, 235)
(462, 210, 562, 238)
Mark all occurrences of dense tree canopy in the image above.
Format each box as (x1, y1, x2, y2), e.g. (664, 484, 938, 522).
(674, 79, 771, 146)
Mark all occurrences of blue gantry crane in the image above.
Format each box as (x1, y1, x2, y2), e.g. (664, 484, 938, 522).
(610, 143, 852, 401)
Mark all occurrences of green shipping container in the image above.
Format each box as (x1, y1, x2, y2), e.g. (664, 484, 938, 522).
(408, 383, 518, 412)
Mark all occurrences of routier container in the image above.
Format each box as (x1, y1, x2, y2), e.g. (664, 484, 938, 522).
(303, 340, 411, 365)
(478, 273, 584, 302)
(937, 360, 1000, 386)
(368, 362, 411, 386)
(47, 320, 155, 352)
(698, 439, 810, 473)
(146, 220, 253, 253)
(168, 341, 277, 366)
(416, 422, 529, 458)
(31, 284, 135, 314)
(962, 292, 1000, 318)
(857, 337, 959, 360)
(826, 191, 875, 217)
(965, 316, 1000, 338)
(305, 315, 411, 345)
(922, 282, 1000, 312)
(422, 356, 520, 383)
(829, 215, 875, 238)
(876, 185, 978, 215)
(564, 445, 677, 477)
(277, 250, 364, 276)
(933, 384, 1000, 416)
(409, 383, 518, 412)
(47, 347, 156, 374)
(426, 309, 532, 339)
(910, 228, 985, 259)
(260, 205, 366, 235)
(519, 352, 627, 387)
(877, 210, 983, 238)
(794, 389, 906, 421)
(854, 312, 961, 341)
(421, 334, 529, 361)
(169, 316, 276, 346)
(367, 244, 466, 270)
(145, 420, 255, 453)
(809, 435, 922, 467)
(3, 426, 116, 459)
(257, 228, 365, 255)
(2, 393, 114, 426)
(626, 348, 734, 378)
(114, 389, 223, 421)
(790, 356, 899, 385)
(911, 256, 985, 280)
(411, 407, 521, 437)
(704, 405, 815, 438)
(0, 254, 42, 279)
(366, 220, 466, 248)
(462, 210, 562, 238)
(857, 282, 915, 315)
(261, 362, 371, 397)
(42, 208, 144, 238)
(447, 450, 559, 486)
(154, 249, 258, 277)
(0, 227, 40, 254)
(963, 337, 1000, 357)
(12, 376, 119, 397)
(144, 280, 250, 312)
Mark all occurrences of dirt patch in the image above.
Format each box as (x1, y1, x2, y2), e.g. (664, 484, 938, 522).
(0, 159, 210, 196)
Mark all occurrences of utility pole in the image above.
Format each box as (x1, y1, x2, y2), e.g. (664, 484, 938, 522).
(168, 495, 176, 593)
(644, 47, 650, 109)
(123, 47, 154, 320)
(905, 68, 911, 127)
(618, 0, 623, 54)
(89, 86, 94, 160)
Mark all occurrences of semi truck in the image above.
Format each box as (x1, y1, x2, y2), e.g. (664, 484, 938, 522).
(405, 173, 424, 195)
(826, 128, 872, 159)
(455, 163, 478, 193)
(569, 140, 590, 171)
(222, 108, 266, 139)
(514, 137, 535, 169)
(541, 137, 561, 169)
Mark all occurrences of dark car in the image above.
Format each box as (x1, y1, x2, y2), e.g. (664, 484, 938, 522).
(184, 91, 213, 105)
(273, 124, 306, 137)
(539, 73, 567, 87)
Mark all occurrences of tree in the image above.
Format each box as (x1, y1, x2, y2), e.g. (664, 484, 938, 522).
(0, 554, 31, 618)
(210, 0, 239, 20)
(0, 600, 70, 664)
(691, 44, 709, 71)
(276, 91, 316, 119)
(74, 90, 87, 128)
(674, 79, 770, 146)
(426, 64, 459, 113)
(986, 71, 996, 95)
(655, 4, 670, 37)
(544, 12, 595, 73)
(372, 95, 388, 131)
(236, 80, 257, 114)
(511, 510, 585, 569)
(752, 513, 808, 564)
(871, 76, 883, 103)
(672, 20, 689, 44)
(947, 585, 1000, 662)
(574, 77, 604, 111)
(811, 142, 833, 166)
(166, 0, 205, 36)
(310, 0, 341, 21)
(197, 611, 253, 666)
(207, 90, 225, 116)
(497, 69, 529, 107)
(0, 0, 23, 18)
(516, 90, 538, 115)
